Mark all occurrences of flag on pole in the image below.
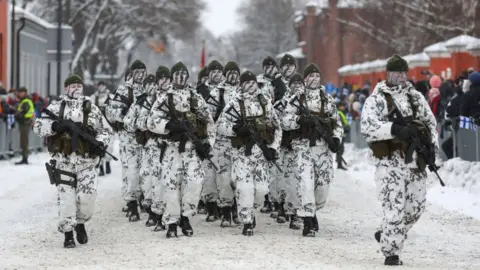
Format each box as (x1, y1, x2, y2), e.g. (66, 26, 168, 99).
(200, 40, 206, 68)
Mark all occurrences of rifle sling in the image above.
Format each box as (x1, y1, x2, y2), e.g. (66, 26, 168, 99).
(167, 93, 188, 153)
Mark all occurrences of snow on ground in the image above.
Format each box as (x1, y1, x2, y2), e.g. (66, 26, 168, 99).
(1, 143, 480, 269)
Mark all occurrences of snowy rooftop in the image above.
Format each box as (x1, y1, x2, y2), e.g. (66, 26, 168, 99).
(466, 39, 480, 50)
(445, 35, 479, 49)
(338, 64, 352, 73)
(404, 52, 430, 63)
(276, 48, 305, 59)
(423, 41, 448, 53)
(10, 6, 72, 29)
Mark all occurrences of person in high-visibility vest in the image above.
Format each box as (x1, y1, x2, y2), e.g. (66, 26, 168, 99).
(14, 87, 34, 165)
(336, 101, 349, 170)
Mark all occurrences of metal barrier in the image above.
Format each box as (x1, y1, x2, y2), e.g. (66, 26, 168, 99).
(347, 117, 480, 162)
(0, 119, 45, 160)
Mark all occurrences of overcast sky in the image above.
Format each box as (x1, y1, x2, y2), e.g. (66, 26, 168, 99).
(202, 0, 243, 37)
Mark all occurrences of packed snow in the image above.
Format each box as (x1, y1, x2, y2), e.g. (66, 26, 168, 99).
(1, 143, 479, 269)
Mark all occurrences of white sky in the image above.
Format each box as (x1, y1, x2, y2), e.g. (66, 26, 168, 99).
(202, 0, 244, 37)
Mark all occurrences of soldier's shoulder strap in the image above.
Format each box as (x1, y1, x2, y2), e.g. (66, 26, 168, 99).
(59, 100, 67, 120)
(319, 89, 326, 116)
(382, 92, 395, 121)
(257, 93, 268, 117)
(82, 100, 92, 125)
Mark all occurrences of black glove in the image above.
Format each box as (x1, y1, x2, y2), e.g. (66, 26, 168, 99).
(166, 121, 188, 133)
(52, 120, 70, 133)
(298, 115, 316, 128)
(121, 106, 129, 116)
(329, 138, 341, 153)
(233, 123, 250, 137)
(194, 140, 211, 160)
(90, 142, 106, 157)
(391, 122, 417, 140)
(263, 147, 277, 161)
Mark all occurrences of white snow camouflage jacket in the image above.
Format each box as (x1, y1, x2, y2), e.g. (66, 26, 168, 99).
(281, 86, 344, 144)
(34, 95, 113, 164)
(146, 85, 216, 147)
(123, 93, 158, 133)
(216, 90, 282, 152)
(257, 74, 275, 101)
(361, 81, 438, 167)
(105, 83, 144, 125)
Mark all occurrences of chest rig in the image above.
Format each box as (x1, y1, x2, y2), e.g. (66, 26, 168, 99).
(47, 100, 99, 158)
(134, 95, 157, 145)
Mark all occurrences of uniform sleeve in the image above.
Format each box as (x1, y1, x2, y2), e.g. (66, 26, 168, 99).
(414, 91, 439, 152)
(106, 85, 128, 123)
(216, 100, 238, 137)
(147, 98, 170, 135)
(206, 88, 219, 116)
(136, 106, 150, 131)
(91, 105, 113, 146)
(360, 94, 394, 142)
(33, 102, 61, 137)
(123, 105, 138, 133)
(281, 95, 301, 131)
(194, 92, 216, 146)
(327, 96, 344, 139)
(266, 103, 282, 151)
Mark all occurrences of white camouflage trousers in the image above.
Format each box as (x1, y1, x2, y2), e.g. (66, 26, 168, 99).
(56, 160, 98, 233)
(281, 149, 296, 214)
(102, 135, 115, 162)
(292, 141, 333, 218)
(232, 145, 269, 224)
(150, 139, 167, 215)
(215, 140, 235, 208)
(375, 165, 427, 257)
(139, 139, 158, 208)
(119, 130, 142, 202)
(161, 142, 205, 225)
(201, 160, 217, 203)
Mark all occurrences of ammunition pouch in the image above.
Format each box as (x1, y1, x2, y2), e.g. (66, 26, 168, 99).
(369, 139, 406, 159)
(280, 130, 293, 150)
(45, 160, 77, 188)
(230, 120, 275, 150)
(47, 123, 99, 159)
(135, 130, 148, 145)
(183, 111, 208, 140)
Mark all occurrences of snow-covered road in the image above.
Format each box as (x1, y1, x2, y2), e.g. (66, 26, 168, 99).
(1, 145, 479, 270)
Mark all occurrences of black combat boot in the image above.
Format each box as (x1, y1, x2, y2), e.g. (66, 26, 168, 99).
(179, 216, 193, 236)
(127, 200, 140, 222)
(375, 230, 382, 243)
(64, 231, 75, 248)
(289, 214, 302, 230)
(105, 162, 111, 174)
(122, 204, 129, 213)
(198, 200, 207, 215)
(138, 194, 146, 213)
(270, 202, 280, 218)
(75, 224, 88, 244)
(276, 203, 287, 224)
(242, 223, 254, 236)
(98, 165, 105, 176)
(384, 255, 403, 266)
(153, 215, 165, 232)
(14, 156, 28, 165)
(220, 207, 232, 227)
(166, 223, 178, 238)
(145, 206, 157, 227)
(302, 217, 315, 237)
(205, 202, 217, 222)
(232, 199, 240, 225)
(313, 215, 319, 232)
(337, 163, 348, 171)
(260, 195, 272, 214)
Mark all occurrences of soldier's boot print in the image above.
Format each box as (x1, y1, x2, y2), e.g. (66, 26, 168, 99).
(205, 202, 217, 222)
(276, 203, 287, 224)
(289, 214, 302, 230)
(198, 200, 207, 215)
(98, 165, 105, 176)
(127, 200, 140, 222)
(179, 216, 193, 237)
(242, 223, 254, 236)
(105, 162, 111, 174)
(374, 230, 382, 243)
(270, 202, 280, 218)
(75, 224, 88, 244)
(260, 195, 272, 214)
(384, 256, 403, 266)
(145, 207, 157, 227)
(232, 199, 240, 225)
(153, 215, 165, 232)
(166, 224, 178, 238)
(220, 207, 232, 227)
(313, 215, 319, 232)
(302, 217, 315, 237)
(138, 193, 146, 213)
(64, 231, 76, 248)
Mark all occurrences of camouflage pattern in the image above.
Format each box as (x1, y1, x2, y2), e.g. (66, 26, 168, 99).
(257, 74, 275, 101)
(281, 86, 343, 217)
(216, 90, 282, 224)
(360, 81, 437, 257)
(146, 85, 215, 225)
(106, 83, 145, 202)
(91, 87, 115, 162)
(33, 95, 113, 233)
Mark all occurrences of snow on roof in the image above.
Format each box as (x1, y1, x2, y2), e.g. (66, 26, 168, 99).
(306, 0, 319, 7)
(338, 65, 352, 74)
(11, 6, 54, 29)
(276, 47, 305, 59)
(466, 39, 480, 50)
(445, 35, 479, 49)
(424, 41, 448, 53)
(404, 52, 430, 63)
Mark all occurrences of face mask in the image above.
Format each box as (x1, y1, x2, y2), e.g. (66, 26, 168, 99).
(264, 65, 278, 78)
(281, 64, 296, 78)
(144, 82, 158, 95)
(132, 69, 146, 84)
(200, 76, 208, 85)
(209, 69, 223, 84)
(157, 77, 170, 90)
(387, 72, 408, 87)
(65, 83, 84, 99)
(241, 80, 258, 95)
(225, 70, 239, 85)
(290, 81, 304, 94)
(172, 70, 188, 88)
(305, 73, 321, 89)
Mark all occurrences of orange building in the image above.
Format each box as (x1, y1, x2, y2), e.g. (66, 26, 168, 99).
(0, 0, 8, 87)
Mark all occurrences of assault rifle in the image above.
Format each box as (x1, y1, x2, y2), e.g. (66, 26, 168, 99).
(225, 105, 283, 173)
(42, 108, 118, 161)
(290, 96, 347, 165)
(389, 107, 445, 186)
